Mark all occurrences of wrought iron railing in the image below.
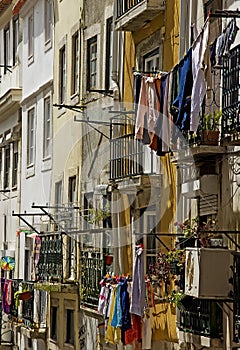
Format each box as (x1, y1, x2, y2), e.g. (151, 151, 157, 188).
(110, 114, 157, 180)
(10, 279, 21, 318)
(21, 282, 34, 327)
(179, 299, 223, 337)
(110, 133, 144, 179)
(80, 251, 105, 308)
(116, 0, 144, 18)
(222, 44, 240, 137)
(37, 233, 63, 282)
(232, 252, 240, 343)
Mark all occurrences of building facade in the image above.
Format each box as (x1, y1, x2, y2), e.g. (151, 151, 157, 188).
(1, 0, 240, 349)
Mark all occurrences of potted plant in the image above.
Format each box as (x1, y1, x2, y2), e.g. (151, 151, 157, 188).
(202, 110, 222, 145)
(166, 249, 186, 275)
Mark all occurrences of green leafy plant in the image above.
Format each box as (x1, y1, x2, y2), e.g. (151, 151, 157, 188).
(168, 290, 185, 307)
(87, 204, 111, 224)
(166, 249, 186, 269)
(203, 110, 222, 131)
(174, 217, 199, 238)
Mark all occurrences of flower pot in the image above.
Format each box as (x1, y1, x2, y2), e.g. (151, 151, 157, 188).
(202, 130, 220, 146)
(208, 238, 223, 248)
(105, 255, 113, 266)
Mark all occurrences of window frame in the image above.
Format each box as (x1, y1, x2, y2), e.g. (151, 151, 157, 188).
(12, 141, 18, 188)
(50, 305, 58, 341)
(27, 108, 35, 166)
(71, 31, 80, 96)
(105, 17, 113, 91)
(143, 48, 160, 72)
(59, 45, 66, 103)
(44, 0, 52, 46)
(4, 146, 10, 189)
(4, 24, 10, 74)
(87, 36, 97, 90)
(55, 180, 63, 207)
(65, 308, 75, 345)
(13, 16, 19, 66)
(43, 96, 52, 159)
(28, 12, 34, 63)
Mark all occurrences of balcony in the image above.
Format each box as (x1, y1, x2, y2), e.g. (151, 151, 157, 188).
(222, 44, 240, 144)
(232, 253, 240, 343)
(21, 282, 34, 328)
(80, 250, 105, 308)
(37, 233, 63, 282)
(115, 0, 166, 31)
(179, 299, 223, 339)
(110, 115, 158, 181)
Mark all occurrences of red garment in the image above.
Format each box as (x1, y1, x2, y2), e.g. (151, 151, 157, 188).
(124, 314, 142, 345)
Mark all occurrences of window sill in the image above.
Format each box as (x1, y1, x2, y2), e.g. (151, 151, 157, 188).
(57, 106, 66, 118)
(42, 157, 52, 172)
(26, 164, 35, 178)
(70, 93, 79, 105)
(28, 55, 34, 66)
(44, 39, 52, 52)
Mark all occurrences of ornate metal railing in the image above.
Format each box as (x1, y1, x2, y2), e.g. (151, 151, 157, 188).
(232, 252, 240, 343)
(21, 282, 34, 327)
(222, 44, 240, 137)
(37, 233, 63, 282)
(116, 0, 144, 18)
(80, 251, 105, 308)
(179, 299, 223, 337)
(110, 114, 147, 179)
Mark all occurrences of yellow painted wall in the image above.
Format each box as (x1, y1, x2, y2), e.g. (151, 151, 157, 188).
(122, 0, 179, 252)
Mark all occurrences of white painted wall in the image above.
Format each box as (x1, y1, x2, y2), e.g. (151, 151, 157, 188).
(19, 0, 54, 279)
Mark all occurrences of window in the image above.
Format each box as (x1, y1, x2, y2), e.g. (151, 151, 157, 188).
(65, 309, 74, 345)
(59, 45, 66, 103)
(4, 146, 10, 189)
(13, 17, 19, 66)
(55, 181, 62, 207)
(4, 25, 10, 74)
(83, 193, 93, 230)
(68, 176, 77, 204)
(143, 48, 160, 72)
(50, 306, 58, 341)
(27, 108, 35, 166)
(43, 97, 51, 158)
(87, 36, 97, 90)
(12, 141, 18, 187)
(105, 18, 113, 91)
(45, 0, 52, 44)
(72, 32, 79, 95)
(138, 207, 158, 273)
(28, 13, 34, 60)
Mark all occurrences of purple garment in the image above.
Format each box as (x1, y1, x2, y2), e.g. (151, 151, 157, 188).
(2, 280, 12, 314)
(130, 247, 146, 317)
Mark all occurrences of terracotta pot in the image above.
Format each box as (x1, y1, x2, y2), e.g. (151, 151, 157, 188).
(202, 130, 220, 146)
